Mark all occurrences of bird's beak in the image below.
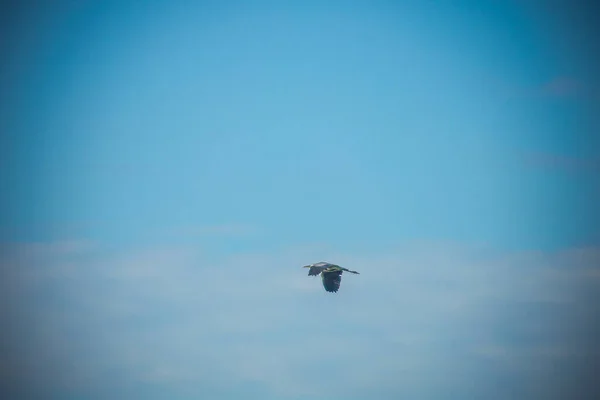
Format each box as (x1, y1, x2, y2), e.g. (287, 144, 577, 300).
(302, 265, 310, 268)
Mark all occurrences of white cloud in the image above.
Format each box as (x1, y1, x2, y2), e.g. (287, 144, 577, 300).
(1, 239, 599, 399)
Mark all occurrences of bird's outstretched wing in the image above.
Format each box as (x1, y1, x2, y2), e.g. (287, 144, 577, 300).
(307, 265, 326, 276)
(322, 270, 342, 293)
(307, 262, 337, 276)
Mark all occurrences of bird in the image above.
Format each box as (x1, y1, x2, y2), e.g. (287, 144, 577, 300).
(302, 262, 360, 293)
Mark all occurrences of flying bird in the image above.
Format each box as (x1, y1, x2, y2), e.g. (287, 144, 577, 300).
(302, 262, 360, 293)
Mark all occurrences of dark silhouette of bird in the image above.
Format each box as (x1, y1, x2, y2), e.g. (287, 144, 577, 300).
(302, 262, 360, 293)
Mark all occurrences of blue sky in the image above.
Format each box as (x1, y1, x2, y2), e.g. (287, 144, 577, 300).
(1, 1, 599, 399)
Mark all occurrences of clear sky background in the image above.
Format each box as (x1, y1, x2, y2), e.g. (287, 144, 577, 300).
(1, 1, 599, 399)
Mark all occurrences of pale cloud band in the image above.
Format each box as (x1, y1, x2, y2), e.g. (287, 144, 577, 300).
(1, 240, 599, 399)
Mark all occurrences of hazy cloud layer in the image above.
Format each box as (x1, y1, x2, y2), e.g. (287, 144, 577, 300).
(523, 151, 600, 172)
(540, 76, 583, 97)
(1, 240, 599, 399)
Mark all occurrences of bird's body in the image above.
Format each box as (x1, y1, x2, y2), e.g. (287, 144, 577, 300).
(303, 262, 360, 293)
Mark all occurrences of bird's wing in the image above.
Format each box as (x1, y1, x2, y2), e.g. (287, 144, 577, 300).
(322, 270, 342, 293)
(307, 265, 327, 276)
(313, 262, 336, 268)
(307, 262, 337, 276)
